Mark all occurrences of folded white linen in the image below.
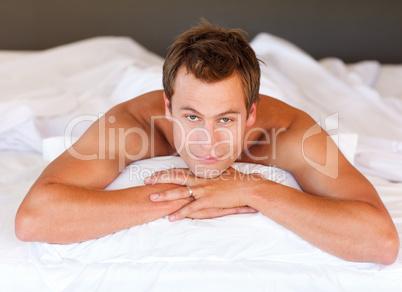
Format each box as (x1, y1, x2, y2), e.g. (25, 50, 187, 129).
(355, 136, 402, 181)
(252, 33, 402, 140)
(0, 37, 164, 152)
(0, 50, 35, 63)
(31, 155, 379, 270)
(33, 139, 397, 291)
(251, 33, 402, 180)
(373, 65, 402, 99)
(9, 149, 399, 292)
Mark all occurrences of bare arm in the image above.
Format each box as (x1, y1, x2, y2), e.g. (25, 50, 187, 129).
(146, 105, 399, 264)
(241, 102, 400, 264)
(16, 175, 190, 244)
(244, 174, 399, 264)
(15, 96, 188, 244)
(15, 92, 253, 244)
(249, 111, 400, 264)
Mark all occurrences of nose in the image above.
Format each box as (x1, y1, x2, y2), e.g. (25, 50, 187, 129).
(203, 122, 218, 151)
(190, 122, 218, 152)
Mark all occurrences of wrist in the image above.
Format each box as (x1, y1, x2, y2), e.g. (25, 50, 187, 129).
(243, 179, 274, 208)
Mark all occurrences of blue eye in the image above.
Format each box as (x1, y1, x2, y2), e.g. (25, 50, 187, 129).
(220, 118, 231, 123)
(187, 115, 198, 121)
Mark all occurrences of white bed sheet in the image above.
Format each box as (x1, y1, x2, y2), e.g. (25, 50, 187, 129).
(0, 34, 401, 291)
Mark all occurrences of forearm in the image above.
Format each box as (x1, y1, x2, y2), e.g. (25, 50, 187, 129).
(245, 182, 399, 264)
(15, 183, 189, 244)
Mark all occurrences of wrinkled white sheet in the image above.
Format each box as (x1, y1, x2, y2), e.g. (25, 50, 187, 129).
(252, 33, 402, 181)
(1, 151, 402, 292)
(0, 37, 163, 152)
(1, 34, 402, 291)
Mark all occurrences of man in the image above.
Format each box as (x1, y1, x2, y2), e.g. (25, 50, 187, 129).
(15, 21, 399, 265)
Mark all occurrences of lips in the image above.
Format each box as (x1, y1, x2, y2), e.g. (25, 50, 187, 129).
(194, 155, 222, 163)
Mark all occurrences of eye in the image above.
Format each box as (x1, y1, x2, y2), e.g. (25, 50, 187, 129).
(220, 117, 231, 123)
(187, 115, 199, 121)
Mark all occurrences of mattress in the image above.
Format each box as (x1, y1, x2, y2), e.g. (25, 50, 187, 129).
(0, 33, 401, 291)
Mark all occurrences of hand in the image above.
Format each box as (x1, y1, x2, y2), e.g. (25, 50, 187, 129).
(144, 168, 262, 221)
(185, 206, 258, 219)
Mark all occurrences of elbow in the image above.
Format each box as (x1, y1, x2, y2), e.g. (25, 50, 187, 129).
(15, 184, 53, 243)
(15, 193, 46, 242)
(377, 230, 400, 265)
(15, 209, 32, 242)
(15, 207, 39, 242)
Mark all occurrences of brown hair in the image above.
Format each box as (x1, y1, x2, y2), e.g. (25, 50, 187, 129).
(162, 19, 261, 114)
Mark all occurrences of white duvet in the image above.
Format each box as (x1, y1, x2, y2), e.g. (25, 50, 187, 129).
(1, 33, 402, 291)
(28, 156, 402, 291)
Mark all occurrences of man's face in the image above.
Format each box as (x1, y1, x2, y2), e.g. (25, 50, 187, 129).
(164, 67, 256, 178)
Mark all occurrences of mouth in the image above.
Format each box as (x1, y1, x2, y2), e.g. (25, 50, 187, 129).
(194, 155, 222, 164)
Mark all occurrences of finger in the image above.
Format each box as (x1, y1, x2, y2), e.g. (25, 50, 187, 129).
(144, 169, 195, 186)
(187, 208, 232, 219)
(169, 200, 206, 221)
(197, 206, 257, 217)
(150, 186, 196, 202)
(234, 206, 259, 214)
(154, 168, 191, 176)
(188, 207, 257, 219)
(155, 168, 191, 175)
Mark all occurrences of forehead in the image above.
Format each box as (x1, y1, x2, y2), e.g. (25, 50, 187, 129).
(172, 67, 246, 115)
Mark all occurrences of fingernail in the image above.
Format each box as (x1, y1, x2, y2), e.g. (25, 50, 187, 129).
(150, 193, 159, 200)
(144, 177, 152, 184)
(169, 214, 176, 221)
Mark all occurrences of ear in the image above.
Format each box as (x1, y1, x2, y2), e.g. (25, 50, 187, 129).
(246, 101, 257, 127)
(163, 92, 173, 121)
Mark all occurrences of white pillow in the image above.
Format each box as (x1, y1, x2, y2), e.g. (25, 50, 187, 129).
(105, 155, 301, 191)
(30, 155, 368, 268)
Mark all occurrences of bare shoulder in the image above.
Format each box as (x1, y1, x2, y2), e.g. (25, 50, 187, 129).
(257, 95, 333, 176)
(123, 90, 165, 118)
(252, 95, 383, 206)
(254, 95, 339, 176)
(242, 94, 313, 165)
(252, 94, 308, 130)
(36, 90, 173, 189)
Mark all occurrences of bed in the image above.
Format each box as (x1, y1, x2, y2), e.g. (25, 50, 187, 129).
(1, 32, 402, 291)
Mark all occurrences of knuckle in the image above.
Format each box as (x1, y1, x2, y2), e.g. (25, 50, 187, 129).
(185, 204, 196, 214)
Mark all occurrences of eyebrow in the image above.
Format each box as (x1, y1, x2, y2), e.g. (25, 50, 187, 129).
(179, 106, 241, 117)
